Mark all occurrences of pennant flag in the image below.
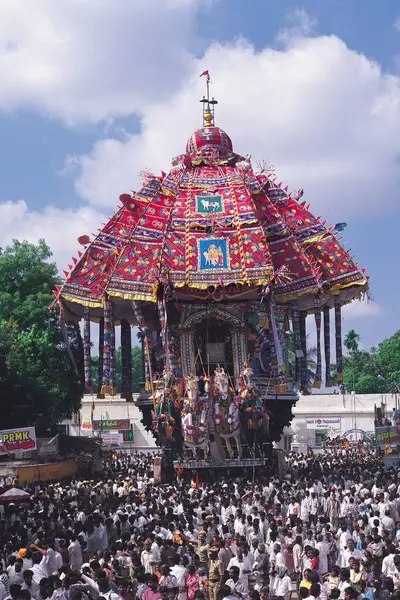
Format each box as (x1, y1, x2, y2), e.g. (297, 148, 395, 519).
(200, 70, 210, 83)
(334, 222, 347, 233)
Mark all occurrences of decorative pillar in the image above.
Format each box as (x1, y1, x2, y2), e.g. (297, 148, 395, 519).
(110, 309, 116, 392)
(179, 329, 196, 378)
(132, 301, 152, 392)
(121, 319, 132, 399)
(97, 317, 104, 398)
(323, 306, 332, 387)
(101, 297, 116, 396)
(334, 297, 344, 384)
(83, 307, 92, 392)
(313, 299, 322, 389)
(299, 310, 310, 394)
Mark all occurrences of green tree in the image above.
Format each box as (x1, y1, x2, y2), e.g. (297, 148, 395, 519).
(341, 329, 400, 394)
(0, 240, 84, 433)
(344, 329, 361, 355)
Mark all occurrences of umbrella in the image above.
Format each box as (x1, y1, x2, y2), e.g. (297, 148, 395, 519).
(0, 488, 30, 503)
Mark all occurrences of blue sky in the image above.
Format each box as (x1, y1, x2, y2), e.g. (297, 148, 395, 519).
(0, 0, 399, 350)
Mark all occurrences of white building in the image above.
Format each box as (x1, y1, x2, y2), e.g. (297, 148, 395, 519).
(277, 392, 395, 452)
(62, 392, 395, 457)
(61, 394, 158, 454)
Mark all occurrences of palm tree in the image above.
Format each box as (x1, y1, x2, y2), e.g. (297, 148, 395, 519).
(344, 329, 360, 393)
(344, 329, 360, 355)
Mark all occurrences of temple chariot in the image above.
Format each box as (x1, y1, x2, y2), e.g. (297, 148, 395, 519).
(54, 77, 368, 471)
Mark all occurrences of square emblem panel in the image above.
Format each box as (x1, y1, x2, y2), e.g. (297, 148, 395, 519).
(195, 195, 224, 214)
(198, 238, 229, 270)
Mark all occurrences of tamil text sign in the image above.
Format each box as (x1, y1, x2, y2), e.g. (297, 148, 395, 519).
(92, 419, 130, 431)
(0, 427, 37, 454)
(306, 417, 341, 430)
(375, 425, 400, 446)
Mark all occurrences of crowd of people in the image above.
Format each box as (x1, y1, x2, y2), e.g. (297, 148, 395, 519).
(0, 448, 399, 600)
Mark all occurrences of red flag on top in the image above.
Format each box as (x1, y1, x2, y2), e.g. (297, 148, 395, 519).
(200, 70, 210, 84)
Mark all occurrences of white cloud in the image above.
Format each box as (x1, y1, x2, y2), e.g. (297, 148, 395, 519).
(0, 0, 202, 124)
(394, 17, 400, 32)
(0, 200, 105, 269)
(71, 35, 400, 219)
(276, 8, 318, 45)
(342, 298, 382, 319)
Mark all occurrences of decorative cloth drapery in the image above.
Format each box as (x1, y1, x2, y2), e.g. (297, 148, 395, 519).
(323, 306, 332, 387)
(335, 297, 344, 383)
(291, 306, 303, 386)
(121, 319, 132, 399)
(83, 307, 92, 392)
(313, 300, 322, 389)
(269, 294, 285, 373)
(101, 298, 116, 396)
(98, 317, 104, 397)
(299, 311, 309, 394)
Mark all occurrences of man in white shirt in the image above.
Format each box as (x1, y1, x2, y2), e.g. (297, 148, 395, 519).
(270, 565, 292, 600)
(340, 539, 362, 568)
(141, 539, 158, 574)
(381, 510, 395, 535)
(382, 544, 397, 579)
(31, 554, 49, 585)
(227, 547, 251, 594)
(68, 537, 83, 571)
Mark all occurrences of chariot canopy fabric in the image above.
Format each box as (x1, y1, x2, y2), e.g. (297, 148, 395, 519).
(56, 124, 367, 312)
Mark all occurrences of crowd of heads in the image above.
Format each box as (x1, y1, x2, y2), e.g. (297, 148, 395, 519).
(0, 448, 399, 600)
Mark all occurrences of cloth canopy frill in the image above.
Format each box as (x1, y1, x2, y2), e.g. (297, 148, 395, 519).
(54, 124, 368, 319)
(0, 487, 30, 503)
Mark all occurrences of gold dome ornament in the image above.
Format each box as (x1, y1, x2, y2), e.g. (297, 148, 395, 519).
(203, 105, 214, 127)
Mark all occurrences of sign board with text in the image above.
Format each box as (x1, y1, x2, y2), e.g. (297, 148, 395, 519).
(375, 425, 400, 446)
(0, 427, 37, 454)
(306, 417, 341, 430)
(81, 418, 92, 431)
(92, 419, 130, 431)
(101, 432, 124, 445)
